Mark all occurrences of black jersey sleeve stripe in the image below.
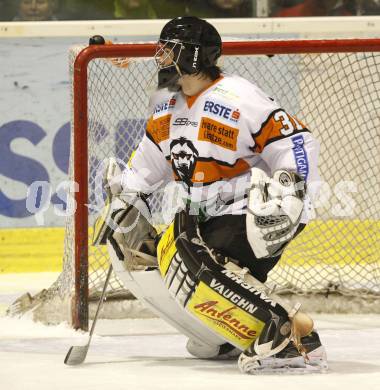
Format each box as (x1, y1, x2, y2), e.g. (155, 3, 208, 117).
(146, 131, 163, 153)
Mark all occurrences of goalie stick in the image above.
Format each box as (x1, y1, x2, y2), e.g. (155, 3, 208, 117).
(64, 265, 113, 366)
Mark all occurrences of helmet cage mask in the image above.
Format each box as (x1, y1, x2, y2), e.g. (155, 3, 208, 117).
(154, 39, 186, 76)
(155, 38, 204, 76)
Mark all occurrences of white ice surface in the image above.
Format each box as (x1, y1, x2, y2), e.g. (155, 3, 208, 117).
(1, 273, 380, 390)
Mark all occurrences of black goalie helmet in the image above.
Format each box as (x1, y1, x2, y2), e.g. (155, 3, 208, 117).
(155, 16, 222, 88)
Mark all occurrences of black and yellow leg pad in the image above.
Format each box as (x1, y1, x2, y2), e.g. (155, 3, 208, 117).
(157, 210, 291, 351)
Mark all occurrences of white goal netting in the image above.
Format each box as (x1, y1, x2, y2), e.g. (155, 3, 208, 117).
(19, 40, 380, 327)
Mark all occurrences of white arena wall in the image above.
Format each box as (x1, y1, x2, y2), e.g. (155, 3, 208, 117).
(0, 17, 379, 228)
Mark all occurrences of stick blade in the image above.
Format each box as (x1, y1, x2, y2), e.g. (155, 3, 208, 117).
(64, 345, 89, 366)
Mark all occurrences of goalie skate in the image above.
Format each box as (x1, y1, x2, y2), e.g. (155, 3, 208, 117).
(238, 331, 328, 374)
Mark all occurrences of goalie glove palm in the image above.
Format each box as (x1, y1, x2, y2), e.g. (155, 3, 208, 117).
(246, 168, 306, 258)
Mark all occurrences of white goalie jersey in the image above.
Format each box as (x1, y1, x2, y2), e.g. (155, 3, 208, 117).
(121, 74, 320, 223)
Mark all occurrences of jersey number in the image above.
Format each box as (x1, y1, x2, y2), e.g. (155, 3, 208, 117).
(273, 110, 303, 136)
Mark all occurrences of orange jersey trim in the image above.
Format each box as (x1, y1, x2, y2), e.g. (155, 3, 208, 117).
(253, 109, 308, 153)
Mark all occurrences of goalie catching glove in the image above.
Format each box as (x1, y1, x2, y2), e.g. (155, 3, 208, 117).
(246, 168, 306, 259)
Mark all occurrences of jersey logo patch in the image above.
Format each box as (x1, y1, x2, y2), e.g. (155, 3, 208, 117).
(172, 117, 198, 127)
(153, 98, 176, 115)
(292, 135, 309, 180)
(198, 117, 239, 151)
(170, 137, 199, 185)
(147, 114, 171, 145)
(187, 281, 264, 349)
(203, 100, 240, 123)
(213, 85, 240, 101)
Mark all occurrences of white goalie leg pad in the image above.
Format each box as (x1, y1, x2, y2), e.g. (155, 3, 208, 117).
(186, 338, 241, 360)
(186, 339, 220, 359)
(107, 235, 227, 352)
(246, 168, 305, 258)
(109, 258, 227, 350)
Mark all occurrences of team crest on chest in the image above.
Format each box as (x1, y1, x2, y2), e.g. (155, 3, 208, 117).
(170, 137, 199, 185)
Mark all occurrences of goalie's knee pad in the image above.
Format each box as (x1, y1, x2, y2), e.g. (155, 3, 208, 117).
(157, 209, 294, 352)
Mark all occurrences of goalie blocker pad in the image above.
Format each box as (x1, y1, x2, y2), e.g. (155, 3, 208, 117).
(157, 210, 292, 352)
(103, 196, 158, 267)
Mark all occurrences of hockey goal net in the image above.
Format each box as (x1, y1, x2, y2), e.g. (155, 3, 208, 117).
(35, 39, 380, 330)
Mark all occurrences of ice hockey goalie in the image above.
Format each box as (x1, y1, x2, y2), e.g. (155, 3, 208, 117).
(95, 15, 328, 374)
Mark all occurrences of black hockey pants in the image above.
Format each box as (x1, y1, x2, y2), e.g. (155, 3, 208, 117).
(199, 214, 305, 283)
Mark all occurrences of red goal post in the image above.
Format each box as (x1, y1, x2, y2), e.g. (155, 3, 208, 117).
(68, 39, 380, 330)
